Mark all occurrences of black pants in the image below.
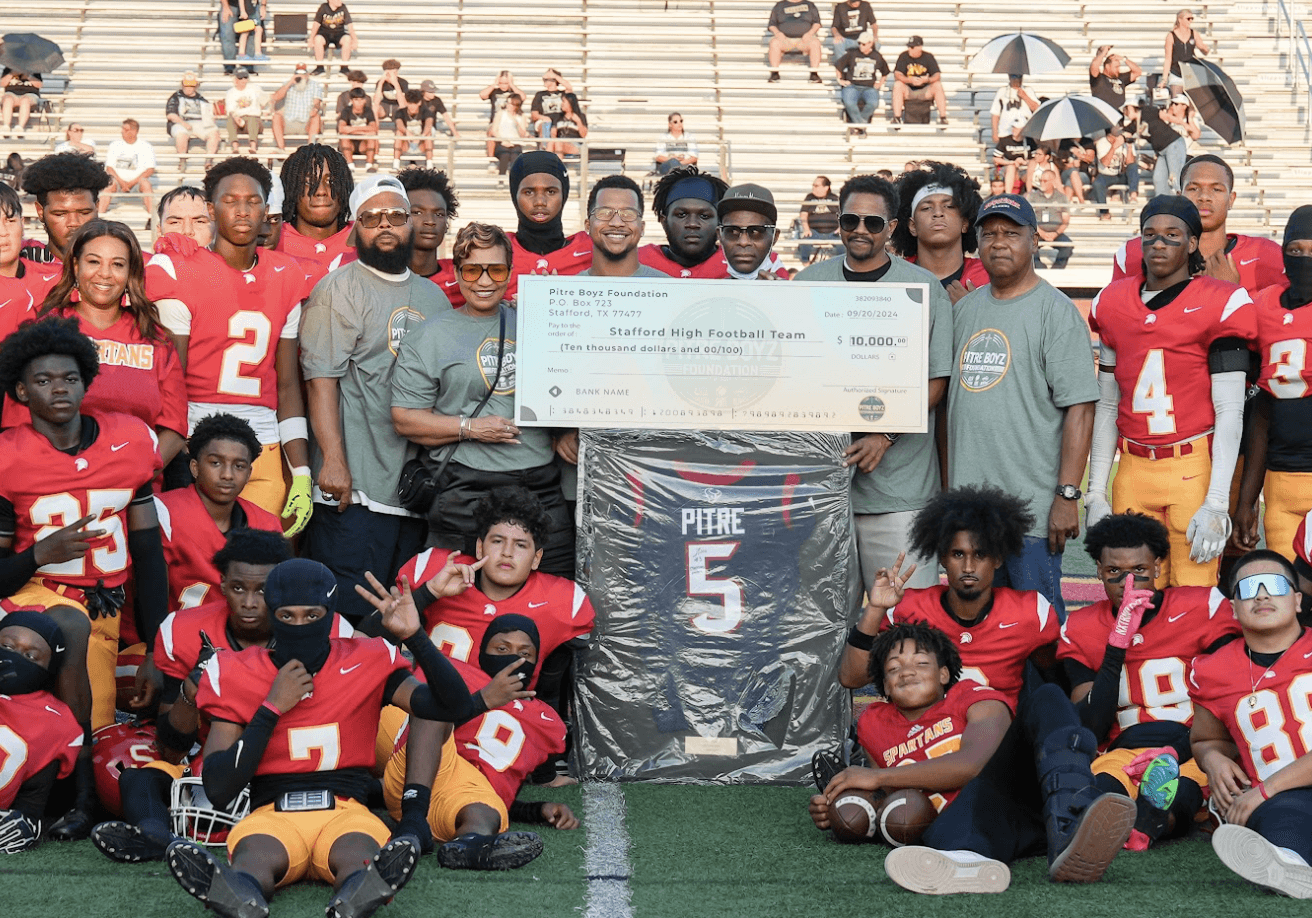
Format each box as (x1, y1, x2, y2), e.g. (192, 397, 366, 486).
(303, 503, 427, 622)
(494, 143, 522, 174)
(1248, 787, 1312, 863)
(427, 461, 575, 578)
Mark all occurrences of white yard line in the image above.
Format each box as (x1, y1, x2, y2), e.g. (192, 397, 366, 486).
(582, 782, 634, 918)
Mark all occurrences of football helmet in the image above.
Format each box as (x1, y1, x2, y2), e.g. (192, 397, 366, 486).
(169, 770, 250, 846)
(92, 723, 159, 816)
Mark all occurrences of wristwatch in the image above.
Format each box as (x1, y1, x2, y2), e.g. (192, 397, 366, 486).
(1055, 484, 1082, 500)
(883, 433, 900, 443)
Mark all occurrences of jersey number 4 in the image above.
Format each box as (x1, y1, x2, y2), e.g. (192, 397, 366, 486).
(218, 311, 273, 399)
(1131, 349, 1176, 436)
(31, 490, 132, 578)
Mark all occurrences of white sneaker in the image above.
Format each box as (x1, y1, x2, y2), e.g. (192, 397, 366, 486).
(885, 847, 1010, 895)
(1214, 824, 1312, 898)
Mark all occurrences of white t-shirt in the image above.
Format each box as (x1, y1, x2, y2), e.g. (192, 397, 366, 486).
(54, 139, 98, 156)
(225, 83, 266, 119)
(105, 138, 157, 182)
(990, 86, 1031, 135)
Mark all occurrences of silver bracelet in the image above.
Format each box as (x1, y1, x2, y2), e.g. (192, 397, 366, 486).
(459, 416, 470, 440)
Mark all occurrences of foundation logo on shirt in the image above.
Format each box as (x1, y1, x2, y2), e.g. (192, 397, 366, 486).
(478, 335, 516, 394)
(958, 328, 1010, 392)
(388, 306, 426, 355)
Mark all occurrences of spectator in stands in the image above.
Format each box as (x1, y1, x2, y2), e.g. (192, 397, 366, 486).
(831, 1, 877, 60)
(1123, 93, 1188, 196)
(767, 0, 824, 84)
(19, 152, 109, 265)
(165, 72, 220, 172)
(797, 175, 841, 264)
(638, 165, 731, 278)
(335, 69, 368, 120)
(398, 166, 461, 301)
(1089, 45, 1142, 111)
(582, 174, 663, 278)
(271, 62, 325, 151)
(990, 122, 1035, 194)
(338, 88, 379, 172)
(155, 186, 213, 247)
(1165, 92, 1203, 155)
(224, 67, 266, 154)
(235, 0, 271, 63)
(100, 120, 157, 217)
(0, 67, 42, 135)
(1162, 8, 1209, 91)
(717, 184, 788, 280)
(394, 89, 435, 171)
(276, 143, 356, 272)
(834, 31, 888, 130)
(796, 174, 952, 593)
(420, 81, 461, 139)
(1058, 138, 1094, 203)
(891, 161, 988, 302)
(217, 0, 242, 75)
(654, 113, 698, 176)
(309, 0, 357, 75)
(990, 74, 1038, 145)
(490, 93, 528, 177)
(373, 59, 408, 125)
(0, 152, 22, 190)
(551, 95, 587, 157)
(1024, 144, 1058, 194)
(1027, 167, 1072, 269)
(481, 71, 527, 157)
(891, 36, 948, 125)
(1092, 122, 1140, 219)
(53, 124, 96, 157)
(530, 70, 576, 141)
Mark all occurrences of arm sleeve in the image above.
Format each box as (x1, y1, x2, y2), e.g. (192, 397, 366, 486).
(128, 525, 169, 650)
(0, 546, 39, 597)
(1087, 366, 1120, 497)
(395, 630, 475, 723)
(9, 761, 59, 822)
(202, 708, 279, 809)
(1073, 644, 1127, 739)
(1203, 371, 1246, 506)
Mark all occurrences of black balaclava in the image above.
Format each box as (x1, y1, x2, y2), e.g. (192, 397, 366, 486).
(509, 151, 570, 255)
(263, 559, 337, 675)
(1282, 205, 1312, 308)
(478, 613, 540, 684)
(0, 609, 65, 695)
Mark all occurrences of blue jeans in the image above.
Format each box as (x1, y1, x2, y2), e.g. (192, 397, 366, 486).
(1092, 163, 1140, 216)
(1033, 233, 1072, 269)
(992, 534, 1067, 621)
(797, 232, 843, 264)
(217, 11, 237, 73)
(840, 84, 879, 123)
(832, 36, 859, 63)
(1153, 137, 1187, 196)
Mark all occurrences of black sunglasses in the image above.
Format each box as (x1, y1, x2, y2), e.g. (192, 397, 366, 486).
(839, 213, 887, 234)
(719, 224, 775, 242)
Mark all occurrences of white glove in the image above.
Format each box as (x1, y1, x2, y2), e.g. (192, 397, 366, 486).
(1186, 501, 1232, 563)
(0, 810, 40, 853)
(1085, 491, 1113, 530)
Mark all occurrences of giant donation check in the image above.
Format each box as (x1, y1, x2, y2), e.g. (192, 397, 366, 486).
(516, 276, 929, 433)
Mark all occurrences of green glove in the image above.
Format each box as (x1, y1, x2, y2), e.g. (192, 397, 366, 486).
(282, 472, 314, 536)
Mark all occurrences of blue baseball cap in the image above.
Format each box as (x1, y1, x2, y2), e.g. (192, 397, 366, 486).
(977, 193, 1037, 229)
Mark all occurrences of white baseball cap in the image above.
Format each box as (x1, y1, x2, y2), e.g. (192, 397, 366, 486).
(348, 174, 409, 222)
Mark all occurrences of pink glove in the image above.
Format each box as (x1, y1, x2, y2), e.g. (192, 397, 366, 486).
(1123, 746, 1176, 785)
(153, 231, 201, 258)
(1108, 580, 1154, 649)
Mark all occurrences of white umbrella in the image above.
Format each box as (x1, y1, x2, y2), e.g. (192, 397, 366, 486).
(1022, 93, 1123, 141)
(968, 32, 1071, 74)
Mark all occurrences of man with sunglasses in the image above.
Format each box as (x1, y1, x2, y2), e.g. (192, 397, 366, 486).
(716, 184, 790, 280)
(795, 174, 952, 593)
(1190, 550, 1312, 898)
(299, 174, 448, 621)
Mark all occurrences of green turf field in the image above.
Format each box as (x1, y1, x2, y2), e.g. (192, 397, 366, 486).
(1, 782, 1305, 918)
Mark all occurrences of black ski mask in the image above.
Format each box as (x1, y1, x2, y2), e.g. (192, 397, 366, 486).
(1282, 205, 1312, 308)
(0, 610, 66, 695)
(509, 151, 570, 255)
(478, 613, 540, 684)
(263, 559, 338, 674)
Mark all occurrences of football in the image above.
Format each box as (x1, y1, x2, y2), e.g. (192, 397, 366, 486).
(830, 790, 883, 844)
(877, 789, 938, 846)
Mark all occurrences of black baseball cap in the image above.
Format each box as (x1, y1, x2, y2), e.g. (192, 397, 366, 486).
(717, 183, 777, 224)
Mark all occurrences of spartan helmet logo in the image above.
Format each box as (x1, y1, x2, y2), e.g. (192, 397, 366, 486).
(1285, 314, 1295, 325)
(75, 458, 89, 472)
(1144, 314, 1157, 325)
(959, 632, 973, 644)
(483, 603, 497, 617)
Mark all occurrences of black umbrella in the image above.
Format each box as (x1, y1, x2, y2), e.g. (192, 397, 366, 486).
(1179, 60, 1245, 144)
(969, 32, 1071, 75)
(0, 33, 64, 75)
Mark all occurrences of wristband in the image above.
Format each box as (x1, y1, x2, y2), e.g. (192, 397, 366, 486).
(846, 626, 876, 651)
(261, 700, 283, 717)
(278, 417, 308, 445)
(290, 465, 311, 478)
(459, 416, 470, 440)
(1258, 781, 1271, 800)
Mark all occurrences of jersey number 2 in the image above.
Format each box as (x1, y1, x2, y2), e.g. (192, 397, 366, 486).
(218, 311, 273, 399)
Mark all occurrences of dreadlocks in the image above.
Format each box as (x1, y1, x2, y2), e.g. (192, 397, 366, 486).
(278, 143, 353, 229)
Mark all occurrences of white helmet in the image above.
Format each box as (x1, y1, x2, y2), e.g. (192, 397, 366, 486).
(169, 774, 250, 845)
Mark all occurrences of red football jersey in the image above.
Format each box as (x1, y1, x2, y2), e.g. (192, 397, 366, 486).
(426, 259, 464, 308)
(882, 586, 1059, 705)
(0, 412, 162, 589)
(274, 223, 356, 274)
(1089, 276, 1256, 444)
(399, 548, 595, 687)
(1112, 234, 1287, 297)
(637, 243, 731, 279)
(155, 598, 355, 681)
(1252, 286, 1312, 400)
(905, 255, 990, 291)
(1057, 586, 1239, 747)
(507, 231, 592, 300)
(145, 248, 305, 410)
(856, 680, 1012, 810)
(3, 309, 187, 437)
(153, 485, 284, 611)
(196, 637, 408, 777)
(1189, 628, 1312, 783)
(0, 259, 61, 331)
(450, 659, 565, 807)
(0, 690, 83, 809)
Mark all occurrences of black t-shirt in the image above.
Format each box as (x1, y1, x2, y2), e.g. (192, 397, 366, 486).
(1089, 71, 1133, 109)
(769, 1, 821, 39)
(993, 135, 1036, 162)
(394, 103, 436, 128)
(532, 89, 578, 123)
(487, 87, 513, 119)
(554, 110, 587, 138)
(339, 106, 376, 130)
(1136, 104, 1181, 153)
(895, 50, 939, 80)
(2, 69, 41, 96)
(374, 76, 409, 108)
(842, 259, 894, 282)
(836, 48, 889, 87)
(314, 2, 352, 33)
(831, 1, 876, 38)
(801, 193, 839, 234)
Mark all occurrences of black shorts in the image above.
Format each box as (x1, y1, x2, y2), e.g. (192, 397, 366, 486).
(318, 27, 346, 47)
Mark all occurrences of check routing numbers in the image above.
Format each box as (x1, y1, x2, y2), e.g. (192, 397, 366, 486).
(516, 276, 929, 433)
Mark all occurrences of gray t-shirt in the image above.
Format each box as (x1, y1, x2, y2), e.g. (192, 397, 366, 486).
(794, 254, 953, 513)
(391, 305, 554, 471)
(299, 261, 450, 515)
(947, 279, 1098, 537)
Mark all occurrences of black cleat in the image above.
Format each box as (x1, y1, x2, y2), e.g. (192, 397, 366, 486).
(91, 821, 171, 863)
(166, 840, 269, 918)
(1048, 794, 1135, 883)
(811, 748, 844, 792)
(326, 836, 419, 918)
(437, 831, 544, 871)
